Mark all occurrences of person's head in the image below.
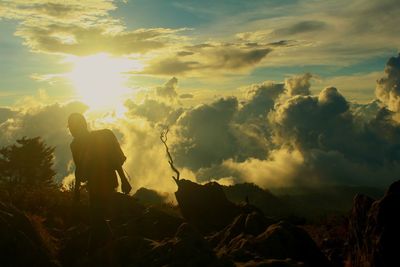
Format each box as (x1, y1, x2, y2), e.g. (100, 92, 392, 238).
(68, 113, 88, 138)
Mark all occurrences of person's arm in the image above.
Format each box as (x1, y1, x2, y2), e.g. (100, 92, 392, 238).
(107, 129, 131, 194)
(116, 166, 132, 194)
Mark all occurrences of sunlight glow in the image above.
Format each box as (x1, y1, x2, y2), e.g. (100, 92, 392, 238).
(66, 53, 142, 110)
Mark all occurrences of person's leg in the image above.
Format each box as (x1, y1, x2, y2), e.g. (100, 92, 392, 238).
(88, 191, 112, 253)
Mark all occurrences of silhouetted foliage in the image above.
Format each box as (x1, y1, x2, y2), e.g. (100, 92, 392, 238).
(0, 137, 56, 187)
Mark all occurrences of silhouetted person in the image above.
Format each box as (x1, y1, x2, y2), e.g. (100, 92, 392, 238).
(68, 112, 131, 252)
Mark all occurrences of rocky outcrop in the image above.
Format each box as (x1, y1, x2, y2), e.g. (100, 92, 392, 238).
(348, 180, 400, 267)
(88, 222, 227, 267)
(175, 179, 242, 233)
(1, 180, 337, 267)
(347, 194, 375, 267)
(209, 212, 330, 267)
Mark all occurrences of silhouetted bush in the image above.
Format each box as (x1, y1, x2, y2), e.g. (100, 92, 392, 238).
(0, 136, 56, 187)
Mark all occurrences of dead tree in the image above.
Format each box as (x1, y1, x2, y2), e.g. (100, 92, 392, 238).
(160, 127, 180, 184)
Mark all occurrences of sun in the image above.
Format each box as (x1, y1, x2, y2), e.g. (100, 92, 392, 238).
(66, 53, 142, 110)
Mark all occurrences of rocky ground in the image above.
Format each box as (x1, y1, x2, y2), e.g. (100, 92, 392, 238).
(0, 179, 398, 267)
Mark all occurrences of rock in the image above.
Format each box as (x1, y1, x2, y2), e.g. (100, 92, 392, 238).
(134, 223, 226, 267)
(348, 180, 400, 267)
(133, 187, 169, 206)
(110, 192, 146, 223)
(175, 179, 241, 233)
(214, 215, 330, 267)
(252, 222, 330, 267)
(208, 212, 274, 250)
(347, 194, 375, 267)
(122, 206, 184, 240)
(245, 212, 273, 236)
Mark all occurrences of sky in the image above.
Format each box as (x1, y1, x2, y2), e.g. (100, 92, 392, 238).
(1, 0, 400, 192)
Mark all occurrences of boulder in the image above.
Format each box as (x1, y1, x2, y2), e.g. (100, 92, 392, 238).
(348, 180, 400, 267)
(347, 194, 375, 267)
(175, 179, 241, 233)
(212, 213, 329, 267)
(111, 223, 228, 267)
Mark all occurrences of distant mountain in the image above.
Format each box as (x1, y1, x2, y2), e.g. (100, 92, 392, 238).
(222, 183, 291, 217)
(273, 185, 385, 220)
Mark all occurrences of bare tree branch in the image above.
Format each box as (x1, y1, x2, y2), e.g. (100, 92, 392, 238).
(160, 127, 180, 184)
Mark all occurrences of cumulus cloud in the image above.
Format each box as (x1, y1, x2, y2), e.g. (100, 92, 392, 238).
(164, 63, 400, 188)
(218, 148, 306, 188)
(351, 100, 382, 125)
(376, 54, 400, 112)
(156, 77, 178, 100)
(125, 98, 182, 125)
(168, 78, 294, 175)
(271, 87, 351, 151)
(237, 82, 284, 122)
(172, 97, 239, 171)
(124, 77, 184, 124)
(0, 108, 15, 124)
(114, 116, 196, 193)
(4, 57, 400, 192)
(285, 73, 312, 96)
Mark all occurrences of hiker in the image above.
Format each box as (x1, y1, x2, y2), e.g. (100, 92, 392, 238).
(68, 112, 131, 249)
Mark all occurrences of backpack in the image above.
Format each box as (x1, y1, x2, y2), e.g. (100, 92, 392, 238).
(71, 129, 126, 191)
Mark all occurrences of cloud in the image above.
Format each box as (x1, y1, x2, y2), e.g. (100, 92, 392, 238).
(165, 65, 400, 188)
(125, 98, 182, 125)
(114, 116, 196, 193)
(376, 54, 400, 112)
(1, 0, 187, 56)
(156, 77, 178, 100)
(16, 24, 186, 56)
(4, 56, 400, 192)
(225, 0, 400, 69)
(236, 82, 284, 122)
(271, 20, 329, 37)
(0, 108, 15, 124)
(351, 99, 382, 125)
(218, 148, 306, 188)
(0, 1, 115, 22)
(172, 97, 239, 171)
(285, 73, 312, 96)
(142, 43, 272, 76)
(179, 93, 194, 99)
(169, 80, 287, 174)
(317, 71, 382, 103)
(271, 87, 350, 151)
